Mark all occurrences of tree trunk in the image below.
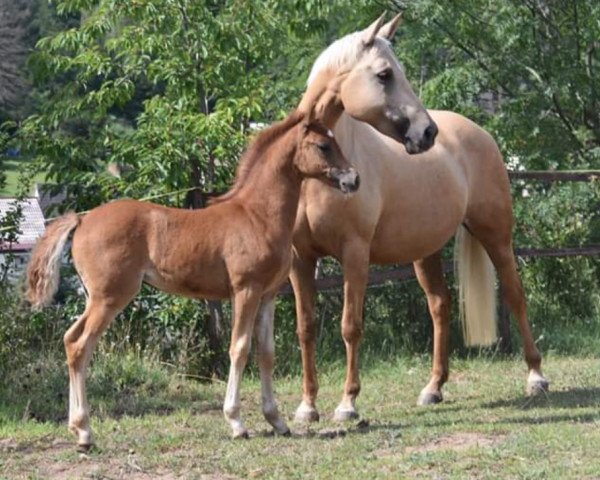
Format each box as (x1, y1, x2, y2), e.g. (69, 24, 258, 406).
(185, 153, 228, 378)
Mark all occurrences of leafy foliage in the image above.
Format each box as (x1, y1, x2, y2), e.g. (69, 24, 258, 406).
(391, 0, 599, 168)
(18, 0, 375, 210)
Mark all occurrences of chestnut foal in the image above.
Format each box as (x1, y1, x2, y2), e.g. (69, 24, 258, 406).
(26, 111, 359, 448)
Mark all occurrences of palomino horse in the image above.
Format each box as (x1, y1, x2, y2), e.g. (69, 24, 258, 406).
(284, 14, 549, 423)
(26, 111, 359, 448)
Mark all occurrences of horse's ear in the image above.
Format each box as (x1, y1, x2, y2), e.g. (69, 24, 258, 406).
(361, 12, 387, 47)
(378, 12, 402, 41)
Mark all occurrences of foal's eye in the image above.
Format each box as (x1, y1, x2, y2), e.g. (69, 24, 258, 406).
(377, 69, 392, 83)
(317, 143, 330, 152)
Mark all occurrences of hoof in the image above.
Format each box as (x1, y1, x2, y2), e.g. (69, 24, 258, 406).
(527, 379, 549, 396)
(76, 442, 93, 453)
(333, 408, 359, 422)
(271, 419, 291, 437)
(417, 391, 443, 406)
(294, 405, 320, 423)
(70, 425, 93, 451)
(232, 429, 250, 440)
(276, 427, 292, 437)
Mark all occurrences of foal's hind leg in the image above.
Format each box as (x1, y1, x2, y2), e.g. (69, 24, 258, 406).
(254, 297, 289, 435)
(64, 299, 124, 449)
(413, 252, 451, 405)
(467, 224, 549, 395)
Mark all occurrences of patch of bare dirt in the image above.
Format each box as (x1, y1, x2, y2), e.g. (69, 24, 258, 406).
(2, 441, 238, 480)
(405, 432, 507, 454)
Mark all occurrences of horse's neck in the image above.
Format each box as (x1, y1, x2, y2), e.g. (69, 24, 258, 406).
(299, 68, 344, 127)
(333, 113, 372, 167)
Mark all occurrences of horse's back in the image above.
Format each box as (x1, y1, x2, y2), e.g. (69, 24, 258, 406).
(429, 110, 514, 232)
(73, 199, 157, 252)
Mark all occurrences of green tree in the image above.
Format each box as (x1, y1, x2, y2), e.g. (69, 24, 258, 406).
(19, 0, 376, 210)
(386, 0, 599, 169)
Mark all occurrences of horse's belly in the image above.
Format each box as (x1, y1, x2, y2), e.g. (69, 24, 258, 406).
(144, 262, 231, 300)
(369, 204, 465, 265)
(369, 228, 455, 264)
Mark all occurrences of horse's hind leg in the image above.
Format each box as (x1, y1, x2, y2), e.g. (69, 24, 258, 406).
(290, 250, 321, 423)
(468, 224, 549, 395)
(253, 297, 289, 435)
(64, 299, 124, 449)
(413, 252, 451, 405)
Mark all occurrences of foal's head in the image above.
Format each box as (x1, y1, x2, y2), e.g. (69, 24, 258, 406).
(296, 119, 359, 194)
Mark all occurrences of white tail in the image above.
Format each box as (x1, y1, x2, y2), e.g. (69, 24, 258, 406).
(454, 226, 498, 346)
(26, 213, 79, 309)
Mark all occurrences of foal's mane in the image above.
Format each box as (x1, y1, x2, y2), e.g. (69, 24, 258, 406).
(209, 110, 305, 205)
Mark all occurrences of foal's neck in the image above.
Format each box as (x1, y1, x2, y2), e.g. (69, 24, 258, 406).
(233, 129, 301, 238)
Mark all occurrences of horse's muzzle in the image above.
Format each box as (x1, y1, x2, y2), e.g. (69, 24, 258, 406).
(404, 121, 438, 154)
(336, 169, 360, 194)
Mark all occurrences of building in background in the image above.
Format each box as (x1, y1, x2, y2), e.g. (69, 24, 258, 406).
(0, 197, 45, 281)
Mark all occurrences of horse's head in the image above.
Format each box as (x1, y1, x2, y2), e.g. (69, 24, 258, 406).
(305, 13, 437, 154)
(296, 115, 359, 194)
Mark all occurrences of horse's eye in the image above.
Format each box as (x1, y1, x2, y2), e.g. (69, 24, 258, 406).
(377, 69, 392, 83)
(317, 142, 330, 152)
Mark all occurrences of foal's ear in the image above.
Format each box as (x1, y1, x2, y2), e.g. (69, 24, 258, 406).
(301, 106, 316, 133)
(378, 12, 402, 41)
(361, 12, 387, 47)
(306, 104, 316, 124)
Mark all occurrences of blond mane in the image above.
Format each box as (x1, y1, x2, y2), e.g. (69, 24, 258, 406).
(307, 33, 393, 86)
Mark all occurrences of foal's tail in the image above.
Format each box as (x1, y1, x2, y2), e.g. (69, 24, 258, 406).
(454, 226, 498, 346)
(26, 212, 80, 309)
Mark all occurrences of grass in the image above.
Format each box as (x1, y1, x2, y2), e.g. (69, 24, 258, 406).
(0, 157, 45, 196)
(1, 354, 600, 479)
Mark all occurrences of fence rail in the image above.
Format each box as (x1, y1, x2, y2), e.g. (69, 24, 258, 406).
(279, 245, 600, 295)
(508, 170, 600, 182)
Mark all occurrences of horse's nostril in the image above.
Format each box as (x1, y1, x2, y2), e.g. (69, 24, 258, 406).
(424, 123, 438, 143)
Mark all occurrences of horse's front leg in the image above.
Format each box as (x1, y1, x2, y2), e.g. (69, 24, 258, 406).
(223, 287, 262, 438)
(334, 240, 369, 421)
(289, 249, 321, 423)
(254, 297, 290, 435)
(413, 253, 451, 405)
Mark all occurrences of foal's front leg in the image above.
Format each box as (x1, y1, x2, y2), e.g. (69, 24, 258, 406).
(254, 297, 290, 435)
(334, 240, 370, 421)
(223, 287, 262, 438)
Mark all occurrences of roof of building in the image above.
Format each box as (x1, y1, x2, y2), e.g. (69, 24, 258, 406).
(0, 197, 46, 251)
